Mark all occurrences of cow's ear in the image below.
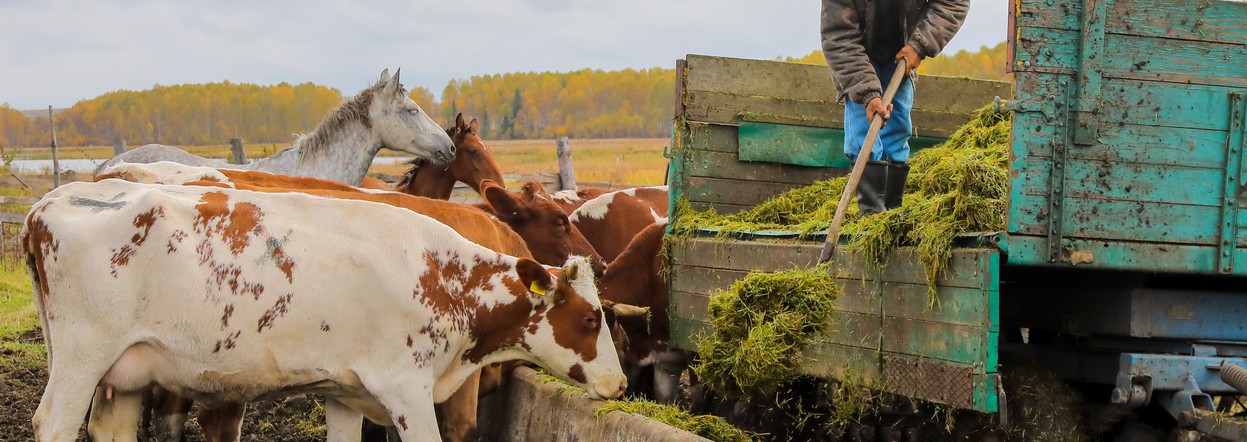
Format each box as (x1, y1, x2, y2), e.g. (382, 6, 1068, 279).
(483, 181, 522, 220)
(516, 258, 554, 296)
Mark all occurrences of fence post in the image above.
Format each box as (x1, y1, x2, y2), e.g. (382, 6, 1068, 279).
(48, 106, 60, 188)
(229, 138, 247, 164)
(556, 136, 576, 191)
(113, 138, 126, 156)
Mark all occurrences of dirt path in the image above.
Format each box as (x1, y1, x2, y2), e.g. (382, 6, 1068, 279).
(0, 329, 327, 441)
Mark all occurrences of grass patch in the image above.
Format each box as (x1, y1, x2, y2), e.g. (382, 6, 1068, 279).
(694, 264, 839, 398)
(0, 262, 43, 371)
(597, 399, 755, 442)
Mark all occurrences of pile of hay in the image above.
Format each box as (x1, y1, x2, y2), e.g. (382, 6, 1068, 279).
(694, 264, 839, 398)
(597, 399, 756, 442)
(671, 176, 855, 238)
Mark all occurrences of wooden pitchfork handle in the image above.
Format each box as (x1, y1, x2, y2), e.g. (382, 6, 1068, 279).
(817, 59, 909, 265)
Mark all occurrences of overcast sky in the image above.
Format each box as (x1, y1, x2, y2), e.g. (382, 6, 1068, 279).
(0, 1, 1007, 110)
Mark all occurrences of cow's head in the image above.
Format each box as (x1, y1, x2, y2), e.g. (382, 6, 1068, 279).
(515, 256, 626, 399)
(481, 180, 607, 277)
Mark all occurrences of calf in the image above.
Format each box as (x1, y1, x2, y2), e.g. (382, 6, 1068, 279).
(570, 186, 669, 262)
(474, 180, 606, 277)
(24, 179, 625, 441)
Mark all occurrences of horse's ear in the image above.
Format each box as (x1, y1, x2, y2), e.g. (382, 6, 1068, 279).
(384, 68, 402, 96)
(456, 113, 467, 129)
(469, 118, 480, 134)
(378, 68, 391, 85)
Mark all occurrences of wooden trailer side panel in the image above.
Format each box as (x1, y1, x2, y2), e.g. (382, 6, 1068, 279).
(668, 238, 1000, 412)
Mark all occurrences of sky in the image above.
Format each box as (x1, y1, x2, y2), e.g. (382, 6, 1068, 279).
(0, 1, 1007, 110)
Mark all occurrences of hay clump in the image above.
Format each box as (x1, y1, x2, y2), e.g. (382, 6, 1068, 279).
(670, 177, 856, 238)
(597, 399, 757, 442)
(694, 263, 840, 398)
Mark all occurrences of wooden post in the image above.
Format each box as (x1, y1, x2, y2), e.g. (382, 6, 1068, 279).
(113, 138, 126, 156)
(48, 106, 60, 188)
(556, 136, 576, 191)
(229, 138, 247, 164)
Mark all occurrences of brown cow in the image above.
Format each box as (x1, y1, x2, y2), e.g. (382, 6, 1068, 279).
(597, 221, 690, 403)
(570, 186, 669, 263)
(474, 180, 606, 277)
(549, 187, 609, 214)
(397, 113, 505, 199)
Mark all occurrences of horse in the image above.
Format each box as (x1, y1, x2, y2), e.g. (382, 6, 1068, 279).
(97, 68, 454, 187)
(395, 113, 505, 199)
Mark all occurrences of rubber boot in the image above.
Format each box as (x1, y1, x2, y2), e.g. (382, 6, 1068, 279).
(856, 161, 888, 215)
(884, 162, 910, 210)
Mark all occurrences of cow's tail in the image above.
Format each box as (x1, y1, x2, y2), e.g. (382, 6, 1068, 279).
(20, 222, 53, 368)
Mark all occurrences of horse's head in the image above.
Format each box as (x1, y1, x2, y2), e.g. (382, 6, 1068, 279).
(370, 68, 455, 166)
(448, 113, 506, 193)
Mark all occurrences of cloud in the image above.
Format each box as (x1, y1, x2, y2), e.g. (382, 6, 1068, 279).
(0, 0, 1006, 109)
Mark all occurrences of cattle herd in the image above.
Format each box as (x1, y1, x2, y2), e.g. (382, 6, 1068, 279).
(19, 70, 679, 442)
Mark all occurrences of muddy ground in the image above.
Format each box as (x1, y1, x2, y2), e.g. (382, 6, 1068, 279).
(0, 329, 327, 441)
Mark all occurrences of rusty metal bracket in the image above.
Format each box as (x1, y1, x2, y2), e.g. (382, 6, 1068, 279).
(1074, 0, 1106, 146)
(1219, 92, 1246, 274)
(1047, 136, 1069, 262)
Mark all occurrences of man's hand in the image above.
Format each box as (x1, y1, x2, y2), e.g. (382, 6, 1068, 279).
(896, 45, 922, 71)
(866, 97, 893, 123)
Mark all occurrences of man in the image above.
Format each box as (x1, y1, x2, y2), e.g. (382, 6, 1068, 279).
(821, 0, 970, 213)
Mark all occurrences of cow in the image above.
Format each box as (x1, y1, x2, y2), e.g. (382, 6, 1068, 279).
(569, 186, 669, 263)
(23, 179, 626, 442)
(595, 221, 689, 404)
(473, 180, 606, 277)
(549, 187, 609, 215)
(94, 162, 543, 441)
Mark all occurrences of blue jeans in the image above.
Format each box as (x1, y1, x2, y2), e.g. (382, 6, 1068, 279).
(844, 61, 915, 164)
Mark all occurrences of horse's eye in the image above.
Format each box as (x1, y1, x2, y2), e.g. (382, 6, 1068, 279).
(469, 149, 479, 156)
(408, 109, 421, 115)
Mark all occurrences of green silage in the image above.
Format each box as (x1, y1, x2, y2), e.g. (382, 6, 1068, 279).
(694, 264, 840, 397)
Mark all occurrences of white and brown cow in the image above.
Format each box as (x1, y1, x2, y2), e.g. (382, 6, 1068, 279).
(23, 179, 626, 442)
(569, 186, 669, 263)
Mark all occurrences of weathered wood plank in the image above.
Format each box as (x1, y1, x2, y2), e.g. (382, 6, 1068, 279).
(668, 316, 710, 351)
(669, 290, 711, 323)
(1011, 192, 1220, 246)
(1014, 26, 1247, 88)
(683, 121, 738, 153)
(685, 149, 846, 186)
(825, 311, 882, 348)
(682, 176, 814, 210)
(1014, 156, 1224, 207)
(0, 196, 39, 204)
(1014, 111, 1232, 168)
(668, 238, 821, 272)
(685, 200, 754, 215)
(1004, 234, 1247, 275)
(737, 121, 848, 168)
(876, 249, 988, 289)
(1016, 0, 1247, 46)
(670, 265, 747, 296)
(881, 317, 988, 365)
(1012, 70, 1238, 132)
(804, 342, 882, 382)
(880, 283, 991, 328)
(0, 212, 26, 224)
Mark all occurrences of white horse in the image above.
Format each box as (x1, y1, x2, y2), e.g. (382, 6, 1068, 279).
(97, 68, 453, 186)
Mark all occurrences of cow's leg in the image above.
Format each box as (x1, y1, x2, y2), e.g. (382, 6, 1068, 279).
(435, 369, 480, 442)
(34, 352, 115, 441)
(86, 387, 144, 441)
(653, 350, 691, 404)
(150, 386, 194, 442)
(197, 401, 246, 442)
(369, 380, 439, 442)
(325, 398, 364, 442)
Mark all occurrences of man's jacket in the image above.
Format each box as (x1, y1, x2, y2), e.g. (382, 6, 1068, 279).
(821, 0, 970, 105)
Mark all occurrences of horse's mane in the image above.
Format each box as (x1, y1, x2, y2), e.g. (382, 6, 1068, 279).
(295, 79, 389, 160)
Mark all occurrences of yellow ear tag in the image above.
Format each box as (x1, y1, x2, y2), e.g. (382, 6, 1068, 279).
(529, 281, 548, 296)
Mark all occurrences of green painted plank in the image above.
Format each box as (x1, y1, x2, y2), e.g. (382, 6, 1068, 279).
(738, 121, 848, 168)
(825, 311, 882, 348)
(1014, 26, 1247, 87)
(881, 318, 989, 365)
(1111, 0, 1247, 46)
(875, 249, 990, 289)
(880, 283, 991, 328)
(668, 316, 710, 351)
(669, 290, 711, 323)
(1011, 192, 1220, 245)
(973, 373, 1000, 413)
(683, 121, 738, 154)
(1013, 156, 1224, 207)
(669, 265, 747, 296)
(685, 148, 846, 186)
(1010, 70, 1238, 132)
(1014, 110, 1232, 167)
(1004, 234, 1247, 275)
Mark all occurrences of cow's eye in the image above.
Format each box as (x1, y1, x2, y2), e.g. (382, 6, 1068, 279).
(583, 315, 599, 330)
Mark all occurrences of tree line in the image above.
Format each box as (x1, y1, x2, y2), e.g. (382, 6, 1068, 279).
(1, 43, 1004, 149)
